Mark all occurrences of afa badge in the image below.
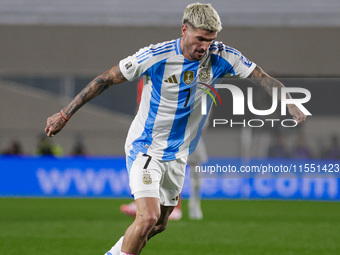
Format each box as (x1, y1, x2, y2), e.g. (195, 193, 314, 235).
(142, 170, 152, 185)
(198, 68, 211, 83)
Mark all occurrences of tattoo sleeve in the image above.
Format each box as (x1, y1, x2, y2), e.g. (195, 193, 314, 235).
(61, 65, 126, 119)
(249, 65, 290, 100)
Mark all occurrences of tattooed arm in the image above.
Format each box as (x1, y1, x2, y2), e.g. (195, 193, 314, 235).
(249, 65, 306, 123)
(45, 65, 127, 137)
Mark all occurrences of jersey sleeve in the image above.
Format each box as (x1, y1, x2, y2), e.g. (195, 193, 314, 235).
(119, 47, 148, 82)
(218, 43, 256, 78)
(231, 52, 256, 78)
(119, 40, 177, 82)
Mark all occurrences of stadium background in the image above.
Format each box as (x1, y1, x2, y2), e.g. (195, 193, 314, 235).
(1, 0, 340, 157)
(1, 1, 340, 254)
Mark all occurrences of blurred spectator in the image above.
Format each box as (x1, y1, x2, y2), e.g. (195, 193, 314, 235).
(323, 135, 340, 159)
(1, 140, 23, 155)
(36, 134, 63, 156)
(71, 140, 87, 156)
(291, 135, 312, 159)
(267, 133, 290, 158)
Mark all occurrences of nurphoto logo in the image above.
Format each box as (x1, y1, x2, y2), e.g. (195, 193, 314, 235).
(199, 83, 312, 128)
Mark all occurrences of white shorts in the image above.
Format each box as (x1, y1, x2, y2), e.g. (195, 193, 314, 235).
(127, 152, 187, 206)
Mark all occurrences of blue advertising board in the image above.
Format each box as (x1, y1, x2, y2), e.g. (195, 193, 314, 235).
(0, 156, 339, 200)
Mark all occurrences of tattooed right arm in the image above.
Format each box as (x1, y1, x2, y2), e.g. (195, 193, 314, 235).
(62, 64, 126, 119)
(45, 65, 127, 137)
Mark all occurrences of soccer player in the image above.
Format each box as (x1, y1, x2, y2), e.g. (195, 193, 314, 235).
(120, 78, 183, 221)
(45, 3, 307, 255)
(120, 78, 208, 221)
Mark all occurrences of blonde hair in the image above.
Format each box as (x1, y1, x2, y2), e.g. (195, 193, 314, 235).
(182, 3, 222, 32)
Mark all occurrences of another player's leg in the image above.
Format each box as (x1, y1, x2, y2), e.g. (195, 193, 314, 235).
(120, 201, 137, 217)
(188, 138, 207, 220)
(189, 163, 203, 220)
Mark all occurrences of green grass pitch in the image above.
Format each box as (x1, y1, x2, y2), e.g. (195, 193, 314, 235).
(1, 198, 339, 255)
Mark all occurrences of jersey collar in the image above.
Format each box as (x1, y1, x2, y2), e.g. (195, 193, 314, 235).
(175, 38, 182, 55)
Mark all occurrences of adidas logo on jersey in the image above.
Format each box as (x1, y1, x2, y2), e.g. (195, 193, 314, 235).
(164, 75, 178, 84)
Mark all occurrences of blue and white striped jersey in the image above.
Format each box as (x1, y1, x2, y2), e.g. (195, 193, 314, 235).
(119, 38, 256, 163)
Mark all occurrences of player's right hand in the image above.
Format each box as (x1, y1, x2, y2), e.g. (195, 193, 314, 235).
(45, 112, 68, 137)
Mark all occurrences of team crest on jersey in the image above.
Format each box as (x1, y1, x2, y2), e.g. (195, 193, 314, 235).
(142, 170, 152, 185)
(198, 68, 211, 83)
(183, 71, 194, 85)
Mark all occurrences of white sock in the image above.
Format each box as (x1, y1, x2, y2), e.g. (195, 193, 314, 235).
(105, 236, 124, 255)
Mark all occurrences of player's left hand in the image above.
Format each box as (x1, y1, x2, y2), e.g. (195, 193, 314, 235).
(288, 104, 306, 124)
